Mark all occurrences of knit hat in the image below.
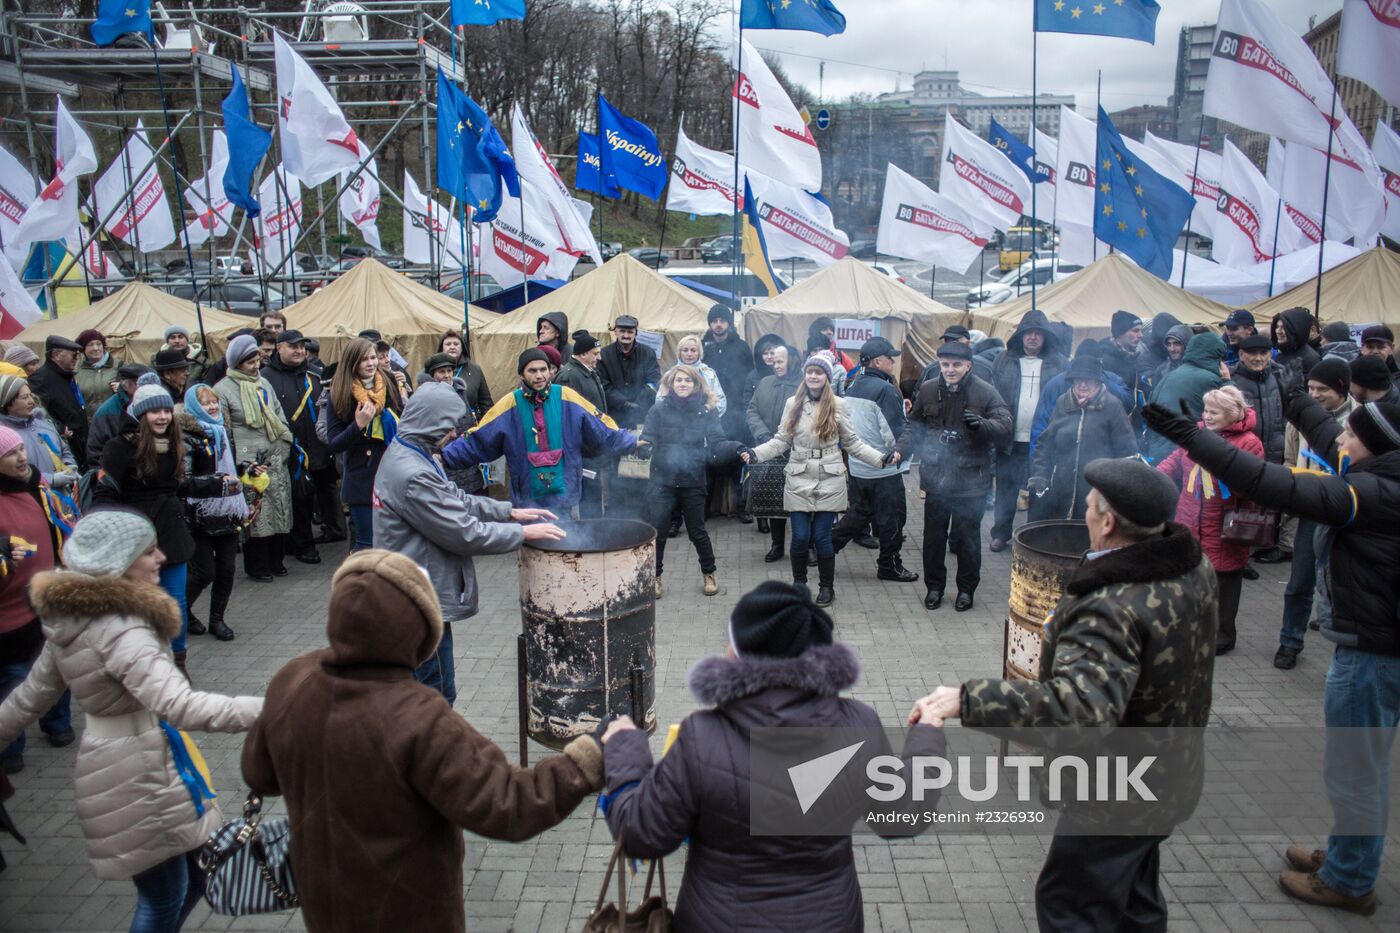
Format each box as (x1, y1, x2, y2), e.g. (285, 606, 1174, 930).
(1084, 458, 1179, 529)
(1321, 322, 1353, 343)
(707, 303, 734, 325)
(802, 350, 839, 384)
(3, 346, 38, 367)
(225, 333, 260, 369)
(0, 425, 22, 459)
(164, 324, 190, 342)
(573, 332, 600, 356)
(136, 371, 162, 388)
(1307, 357, 1351, 397)
(729, 580, 834, 658)
(76, 329, 106, 349)
(0, 375, 24, 410)
(1350, 355, 1393, 392)
(423, 352, 455, 375)
(936, 341, 973, 361)
(127, 383, 174, 419)
(63, 510, 157, 577)
(1111, 310, 1143, 338)
(538, 344, 562, 369)
(518, 347, 549, 374)
(1067, 355, 1104, 382)
(1347, 402, 1400, 457)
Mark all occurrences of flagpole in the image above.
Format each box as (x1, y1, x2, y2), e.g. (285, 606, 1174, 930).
(1314, 85, 1338, 322)
(929, 264, 936, 299)
(595, 92, 605, 259)
(1093, 69, 1101, 263)
(418, 8, 441, 292)
(1030, 17, 1038, 312)
(1179, 114, 1206, 289)
(453, 27, 474, 335)
(151, 47, 208, 349)
(518, 176, 530, 303)
(191, 60, 220, 287)
(1267, 144, 1286, 297)
(731, 18, 744, 305)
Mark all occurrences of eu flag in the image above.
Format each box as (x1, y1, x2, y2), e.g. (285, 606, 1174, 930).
(988, 119, 1048, 184)
(450, 0, 526, 27)
(92, 0, 154, 47)
(597, 95, 667, 201)
(740, 0, 846, 36)
(221, 66, 272, 219)
(1033, 0, 1158, 44)
(436, 69, 519, 223)
(1093, 107, 1194, 280)
(576, 132, 621, 198)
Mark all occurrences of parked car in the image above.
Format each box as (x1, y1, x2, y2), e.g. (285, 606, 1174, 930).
(440, 274, 503, 301)
(170, 281, 290, 315)
(700, 235, 738, 264)
(600, 241, 623, 261)
(846, 239, 878, 259)
(965, 257, 1080, 309)
(628, 247, 669, 268)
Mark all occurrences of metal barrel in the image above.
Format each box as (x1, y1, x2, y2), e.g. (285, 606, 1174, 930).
(1005, 520, 1091, 681)
(518, 518, 658, 750)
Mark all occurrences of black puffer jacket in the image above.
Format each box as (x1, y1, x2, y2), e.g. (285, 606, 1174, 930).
(1270, 307, 1320, 376)
(897, 374, 1012, 497)
(1028, 386, 1138, 521)
(745, 370, 801, 444)
(1231, 360, 1289, 464)
(28, 360, 89, 471)
(640, 396, 739, 488)
(702, 329, 754, 439)
(262, 354, 330, 471)
(94, 430, 226, 564)
(1181, 394, 1400, 657)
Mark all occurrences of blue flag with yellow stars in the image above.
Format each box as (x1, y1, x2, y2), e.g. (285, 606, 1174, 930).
(989, 119, 1048, 184)
(92, 0, 154, 46)
(740, 0, 846, 36)
(597, 95, 667, 201)
(436, 69, 519, 223)
(1092, 106, 1194, 280)
(1033, 0, 1158, 44)
(450, 0, 526, 27)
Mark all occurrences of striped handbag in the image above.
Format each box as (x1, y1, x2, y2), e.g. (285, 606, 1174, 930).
(200, 793, 298, 915)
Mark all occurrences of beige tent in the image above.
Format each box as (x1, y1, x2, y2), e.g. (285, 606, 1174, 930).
(267, 259, 494, 377)
(743, 258, 965, 383)
(1247, 247, 1400, 327)
(473, 254, 714, 393)
(960, 253, 1233, 349)
(19, 282, 248, 365)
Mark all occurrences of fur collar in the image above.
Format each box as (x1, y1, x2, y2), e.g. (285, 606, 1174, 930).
(28, 570, 182, 641)
(689, 643, 860, 707)
(177, 410, 206, 437)
(1065, 523, 1203, 597)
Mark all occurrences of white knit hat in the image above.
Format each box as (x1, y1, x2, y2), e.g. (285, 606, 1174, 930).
(63, 510, 157, 577)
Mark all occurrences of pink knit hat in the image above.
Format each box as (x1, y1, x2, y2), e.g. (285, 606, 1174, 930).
(0, 425, 22, 459)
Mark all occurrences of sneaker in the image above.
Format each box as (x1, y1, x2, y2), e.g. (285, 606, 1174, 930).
(1274, 646, 1300, 670)
(1278, 871, 1377, 916)
(45, 728, 75, 748)
(703, 573, 718, 596)
(877, 566, 919, 583)
(654, 578, 663, 599)
(1284, 846, 1327, 874)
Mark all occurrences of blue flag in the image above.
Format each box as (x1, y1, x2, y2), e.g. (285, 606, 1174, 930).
(436, 69, 518, 223)
(597, 95, 667, 201)
(740, 0, 846, 35)
(1033, 0, 1158, 44)
(450, 0, 526, 26)
(1093, 107, 1194, 280)
(221, 66, 272, 220)
(576, 132, 621, 198)
(92, 0, 154, 46)
(988, 119, 1047, 184)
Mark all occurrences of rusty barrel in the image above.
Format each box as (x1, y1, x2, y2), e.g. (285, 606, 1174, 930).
(1005, 520, 1090, 681)
(519, 519, 658, 749)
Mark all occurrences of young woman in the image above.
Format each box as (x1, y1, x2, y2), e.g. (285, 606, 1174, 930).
(742, 352, 890, 607)
(437, 329, 493, 420)
(181, 385, 250, 643)
(326, 337, 404, 550)
(1157, 385, 1265, 655)
(655, 336, 727, 415)
(641, 365, 739, 598)
(95, 379, 235, 675)
(214, 334, 294, 582)
(0, 510, 261, 933)
(0, 375, 79, 491)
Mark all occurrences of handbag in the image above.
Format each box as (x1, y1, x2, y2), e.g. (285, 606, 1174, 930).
(617, 453, 651, 481)
(582, 841, 672, 933)
(741, 455, 789, 517)
(1220, 502, 1279, 548)
(199, 792, 298, 916)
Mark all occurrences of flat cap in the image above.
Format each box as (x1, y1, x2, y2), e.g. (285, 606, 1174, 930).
(1084, 458, 1179, 529)
(936, 341, 973, 361)
(45, 335, 83, 353)
(1238, 334, 1273, 352)
(276, 329, 307, 344)
(614, 315, 639, 329)
(424, 352, 456, 374)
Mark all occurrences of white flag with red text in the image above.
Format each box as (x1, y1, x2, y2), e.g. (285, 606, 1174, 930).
(473, 179, 575, 286)
(274, 33, 360, 187)
(1265, 137, 1324, 246)
(0, 252, 42, 338)
(1051, 107, 1107, 264)
(90, 119, 177, 253)
(338, 139, 381, 251)
(667, 124, 741, 218)
(0, 144, 37, 268)
(1031, 128, 1058, 228)
(183, 130, 233, 249)
(253, 166, 303, 270)
(733, 38, 821, 192)
(1144, 131, 1223, 239)
(939, 114, 1030, 232)
(1213, 140, 1308, 269)
(403, 170, 467, 267)
(510, 104, 601, 266)
(1274, 133, 1386, 247)
(12, 97, 97, 254)
(1339, 0, 1400, 109)
(1372, 122, 1400, 245)
(876, 163, 991, 273)
(745, 171, 848, 266)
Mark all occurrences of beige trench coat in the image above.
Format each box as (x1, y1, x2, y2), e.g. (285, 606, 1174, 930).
(751, 395, 886, 512)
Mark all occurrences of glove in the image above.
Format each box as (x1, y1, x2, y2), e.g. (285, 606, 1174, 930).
(1282, 372, 1308, 408)
(1028, 476, 1050, 496)
(1142, 402, 1200, 448)
(961, 410, 983, 432)
(49, 471, 78, 489)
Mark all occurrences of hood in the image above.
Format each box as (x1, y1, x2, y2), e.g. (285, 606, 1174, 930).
(536, 311, 569, 347)
(809, 316, 836, 338)
(1182, 332, 1227, 372)
(396, 382, 465, 447)
(1320, 340, 1360, 362)
(1163, 324, 1193, 353)
(973, 337, 1004, 357)
(689, 643, 860, 729)
(1150, 313, 1184, 349)
(1007, 308, 1057, 357)
(29, 570, 182, 647)
(326, 550, 443, 669)
(751, 333, 784, 379)
(1272, 307, 1314, 352)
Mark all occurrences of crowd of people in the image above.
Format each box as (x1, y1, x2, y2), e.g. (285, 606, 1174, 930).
(0, 297, 1396, 931)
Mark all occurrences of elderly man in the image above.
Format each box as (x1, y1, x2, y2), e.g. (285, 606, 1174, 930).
(912, 457, 1217, 931)
(26, 336, 88, 471)
(162, 325, 208, 384)
(419, 352, 486, 495)
(598, 315, 660, 519)
(152, 348, 191, 404)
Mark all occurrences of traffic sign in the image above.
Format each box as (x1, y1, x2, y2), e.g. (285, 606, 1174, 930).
(815, 108, 831, 130)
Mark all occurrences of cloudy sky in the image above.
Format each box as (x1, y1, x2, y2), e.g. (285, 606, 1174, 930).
(750, 0, 1342, 111)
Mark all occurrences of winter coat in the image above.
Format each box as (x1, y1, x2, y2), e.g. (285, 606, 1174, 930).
(322, 378, 404, 508)
(1028, 386, 1137, 521)
(241, 550, 600, 933)
(535, 311, 571, 366)
(179, 414, 247, 537)
(1183, 394, 1400, 657)
(750, 394, 886, 512)
(603, 644, 946, 933)
(94, 431, 226, 564)
(745, 370, 801, 444)
(896, 374, 1013, 498)
(372, 385, 524, 623)
(842, 368, 908, 480)
(1231, 360, 1289, 463)
(1271, 307, 1319, 376)
(1157, 408, 1265, 572)
(27, 360, 88, 470)
(640, 396, 739, 489)
(451, 358, 493, 420)
(1149, 323, 1194, 388)
(1029, 367, 1133, 462)
(413, 373, 484, 493)
(85, 389, 131, 467)
(0, 466, 65, 640)
(961, 523, 1216, 832)
(75, 353, 120, 418)
(262, 353, 331, 472)
(0, 571, 260, 879)
(0, 411, 76, 486)
(702, 330, 754, 438)
(215, 375, 294, 536)
(1145, 332, 1227, 463)
(553, 358, 608, 413)
(991, 309, 1069, 430)
(598, 341, 661, 428)
(1097, 337, 1152, 416)
(656, 360, 727, 415)
(1319, 339, 1361, 364)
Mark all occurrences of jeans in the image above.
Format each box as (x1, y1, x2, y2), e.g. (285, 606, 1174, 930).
(832, 474, 908, 572)
(348, 504, 374, 551)
(649, 485, 715, 577)
(130, 849, 205, 933)
(0, 659, 72, 762)
(788, 511, 834, 583)
(922, 494, 985, 595)
(413, 620, 457, 706)
(1036, 833, 1168, 932)
(158, 563, 188, 654)
(186, 534, 237, 622)
(1318, 646, 1400, 897)
(991, 441, 1030, 542)
(1279, 519, 1318, 651)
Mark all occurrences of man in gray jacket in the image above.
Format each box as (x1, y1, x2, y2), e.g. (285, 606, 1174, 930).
(373, 383, 565, 704)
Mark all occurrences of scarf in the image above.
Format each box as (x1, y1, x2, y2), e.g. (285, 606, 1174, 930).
(184, 386, 228, 461)
(227, 368, 291, 444)
(351, 372, 396, 443)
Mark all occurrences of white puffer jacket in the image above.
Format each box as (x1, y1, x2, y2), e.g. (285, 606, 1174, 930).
(0, 571, 262, 879)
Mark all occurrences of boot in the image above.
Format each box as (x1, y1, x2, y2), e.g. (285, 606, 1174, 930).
(1278, 871, 1376, 915)
(186, 611, 207, 636)
(209, 615, 235, 642)
(702, 572, 718, 596)
(269, 534, 289, 577)
(757, 517, 770, 533)
(1285, 846, 1327, 874)
(172, 650, 190, 683)
(815, 556, 835, 607)
(764, 543, 784, 562)
(790, 550, 808, 585)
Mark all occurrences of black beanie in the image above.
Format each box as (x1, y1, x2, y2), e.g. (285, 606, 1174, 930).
(518, 348, 549, 374)
(1321, 322, 1353, 343)
(729, 581, 834, 658)
(1347, 402, 1400, 457)
(573, 333, 600, 355)
(1350, 355, 1393, 392)
(708, 303, 734, 325)
(1111, 310, 1143, 338)
(1307, 357, 1351, 398)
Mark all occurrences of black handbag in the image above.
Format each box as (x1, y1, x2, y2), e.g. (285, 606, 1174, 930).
(200, 793, 298, 915)
(581, 841, 672, 932)
(742, 455, 789, 518)
(1220, 503, 1279, 548)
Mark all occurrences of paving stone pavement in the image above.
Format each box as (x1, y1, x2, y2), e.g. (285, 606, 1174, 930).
(1, 485, 1395, 932)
